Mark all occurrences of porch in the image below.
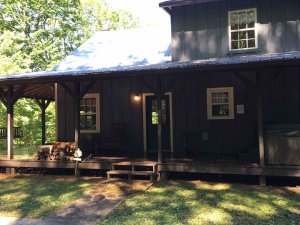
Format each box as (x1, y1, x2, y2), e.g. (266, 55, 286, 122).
(1, 52, 300, 185)
(1, 156, 300, 179)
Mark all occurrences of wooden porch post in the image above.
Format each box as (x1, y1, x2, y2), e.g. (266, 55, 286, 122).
(7, 85, 14, 160)
(60, 81, 95, 150)
(256, 72, 266, 185)
(156, 77, 163, 165)
(74, 82, 81, 149)
(157, 94, 163, 164)
(35, 98, 51, 145)
(156, 76, 168, 180)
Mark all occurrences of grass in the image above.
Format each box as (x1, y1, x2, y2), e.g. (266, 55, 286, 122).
(101, 180, 300, 225)
(0, 146, 36, 159)
(0, 174, 97, 218)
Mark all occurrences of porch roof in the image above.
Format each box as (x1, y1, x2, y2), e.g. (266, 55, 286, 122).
(159, 0, 221, 13)
(1, 51, 300, 100)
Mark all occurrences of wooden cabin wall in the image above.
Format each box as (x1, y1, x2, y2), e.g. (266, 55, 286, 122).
(171, 0, 300, 61)
(56, 69, 300, 156)
(56, 78, 146, 155)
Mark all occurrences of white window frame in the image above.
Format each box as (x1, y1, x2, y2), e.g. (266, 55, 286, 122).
(80, 93, 100, 133)
(228, 8, 258, 51)
(207, 87, 234, 120)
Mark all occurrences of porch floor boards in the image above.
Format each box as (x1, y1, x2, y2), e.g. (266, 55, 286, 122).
(0, 156, 299, 177)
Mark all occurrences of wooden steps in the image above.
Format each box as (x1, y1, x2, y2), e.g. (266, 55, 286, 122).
(107, 161, 157, 181)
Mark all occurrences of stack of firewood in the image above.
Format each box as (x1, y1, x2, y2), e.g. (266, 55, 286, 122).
(33, 142, 76, 161)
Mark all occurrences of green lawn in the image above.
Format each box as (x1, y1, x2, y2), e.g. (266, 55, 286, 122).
(0, 175, 97, 218)
(102, 180, 300, 225)
(0, 146, 36, 159)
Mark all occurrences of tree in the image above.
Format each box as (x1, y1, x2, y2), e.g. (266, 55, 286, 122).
(0, 0, 138, 150)
(0, 0, 138, 72)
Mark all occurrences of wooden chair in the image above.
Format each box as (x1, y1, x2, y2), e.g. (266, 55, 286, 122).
(182, 131, 199, 158)
(97, 123, 126, 155)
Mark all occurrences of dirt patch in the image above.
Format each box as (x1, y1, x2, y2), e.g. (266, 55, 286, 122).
(46, 179, 153, 225)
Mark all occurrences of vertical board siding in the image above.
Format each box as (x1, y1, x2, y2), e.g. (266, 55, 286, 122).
(258, 0, 271, 54)
(269, 0, 285, 53)
(284, 0, 299, 51)
(171, 0, 300, 61)
(56, 84, 66, 141)
(206, 1, 220, 58)
(56, 68, 300, 156)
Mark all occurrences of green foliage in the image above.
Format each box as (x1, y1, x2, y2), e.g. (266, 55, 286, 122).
(0, 0, 138, 72)
(0, 0, 138, 151)
(102, 181, 300, 225)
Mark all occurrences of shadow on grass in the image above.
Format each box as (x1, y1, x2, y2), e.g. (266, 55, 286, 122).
(101, 180, 300, 225)
(0, 175, 94, 219)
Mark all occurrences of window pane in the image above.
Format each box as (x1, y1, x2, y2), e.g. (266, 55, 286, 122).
(231, 32, 239, 40)
(86, 116, 91, 128)
(248, 30, 255, 39)
(239, 12, 246, 21)
(229, 9, 256, 50)
(247, 10, 255, 21)
(239, 31, 247, 39)
(152, 112, 158, 124)
(239, 21, 247, 29)
(248, 22, 255, 28)
(232, 41, 239, 49)
(152, 100, 157, 112)
(212, 97, 217, 103)
(80, 96, 99, 130)
(239, 40, 247, 49)
(231, 13, 238, 22)
(231, 22, 239, 30)
(222, 92, 229, 98)
(80, 115, 86, 128)
(248, 39, 256, 48)
(85, 106, 91, 113)
(212, 104, 229, 116)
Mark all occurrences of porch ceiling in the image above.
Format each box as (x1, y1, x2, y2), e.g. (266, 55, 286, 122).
(1, 51, 300, 100)
(0, 83, 54, 101)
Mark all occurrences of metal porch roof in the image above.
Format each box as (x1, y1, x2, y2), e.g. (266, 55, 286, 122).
(159, 0, 221, 13)
(2, 51, 300, 84)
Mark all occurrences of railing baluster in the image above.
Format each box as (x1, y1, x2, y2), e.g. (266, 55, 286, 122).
(0, 127, 23, 139)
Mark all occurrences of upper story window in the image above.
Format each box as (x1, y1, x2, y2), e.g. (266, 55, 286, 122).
(80, 93, 100, 133)
(228, 8, 257, 51)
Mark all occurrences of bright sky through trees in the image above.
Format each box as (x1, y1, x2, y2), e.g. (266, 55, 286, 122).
(108, 0, 170, 28)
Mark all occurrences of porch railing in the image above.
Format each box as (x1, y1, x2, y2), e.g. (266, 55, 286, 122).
(0, 127, 23, 139)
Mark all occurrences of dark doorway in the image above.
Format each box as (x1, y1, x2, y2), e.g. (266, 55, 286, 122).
(145, 94, 171, 151)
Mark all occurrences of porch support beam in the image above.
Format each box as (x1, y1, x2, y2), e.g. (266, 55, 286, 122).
(1, 85, 26, 163)
(74, 82, 80, 149)
(35, 98, 52, 145)
(140, 75, 181, 179)
(139, 77, 156, 94)
(156, 76, 163, 165)
(262, 68, 283, 87)
(256, 71, 266, 185)
(234, 72, 255, 89)
(0, 87, 8, 107)
(162, 75, 182, 94)
(60, 81, 96, 149)
(7, 85, 14, 161)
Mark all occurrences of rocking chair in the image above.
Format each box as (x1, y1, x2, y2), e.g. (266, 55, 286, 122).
(96, 123, 126, 155)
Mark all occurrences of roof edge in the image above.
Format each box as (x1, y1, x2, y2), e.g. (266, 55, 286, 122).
(159, 0, 221, 13)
